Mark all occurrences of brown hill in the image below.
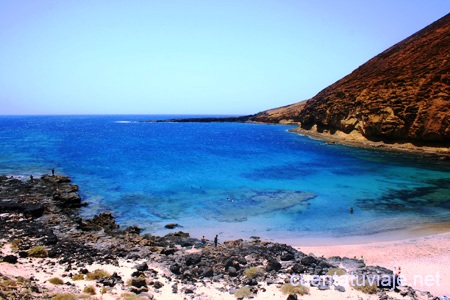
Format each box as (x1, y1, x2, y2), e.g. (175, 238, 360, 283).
(251, 13, 450, 147)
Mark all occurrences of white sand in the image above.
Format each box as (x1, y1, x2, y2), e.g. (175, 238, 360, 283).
(298, 232, 450, 297)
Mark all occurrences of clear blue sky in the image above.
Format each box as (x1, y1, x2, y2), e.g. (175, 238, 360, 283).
(1, 1, 449, 115)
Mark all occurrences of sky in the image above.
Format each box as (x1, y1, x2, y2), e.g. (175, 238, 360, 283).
(1, 1, 449, 115)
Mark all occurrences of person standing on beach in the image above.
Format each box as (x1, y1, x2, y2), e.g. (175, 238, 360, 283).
(214, 235, 218, 247)
(51, 168, 55, 176)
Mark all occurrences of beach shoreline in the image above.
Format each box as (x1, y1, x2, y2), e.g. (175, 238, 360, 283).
(275, 223, 450, 247)
(298, 231, 450, 297)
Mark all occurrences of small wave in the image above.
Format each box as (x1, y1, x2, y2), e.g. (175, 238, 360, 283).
(115, 121, 136, 124)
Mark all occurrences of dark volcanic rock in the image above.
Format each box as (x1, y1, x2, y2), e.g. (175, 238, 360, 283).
(131, 277, 147, 288)
(300, 255, 319, 266)
(99, 272, 123, 287)
(79, 212, 119, 232)
(0, 202, 45, 218)
(280, 252, 295, 261)
(290, 263, 306, 274)
(170, 263, 181, 275)
(164, 223, 180, 229)
(41, 174, 71, 183)
(266, 259, 282, 272)
(153, 115, 253, 123)
(227, 266, 238, 277)
(18, 251, 28, 258)
(161, 248, 178, 256)
(3, 255, 18, 264)
(153, 281, 164, 289)
(286, 294, 298, 300)
(42, 229, 58, 245)
(136, 262, 149, 272)
(185, 254, 202, 266)
(202, 267, 214, 278)
(125, 225, 142, 234)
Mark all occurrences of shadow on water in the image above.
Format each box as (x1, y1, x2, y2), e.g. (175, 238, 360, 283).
(357, 177, 450, 212)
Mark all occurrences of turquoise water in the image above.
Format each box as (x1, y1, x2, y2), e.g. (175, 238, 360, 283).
(1, 115, 449, 243)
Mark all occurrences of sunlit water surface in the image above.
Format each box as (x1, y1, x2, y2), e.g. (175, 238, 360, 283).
(1, 115, 449, 244)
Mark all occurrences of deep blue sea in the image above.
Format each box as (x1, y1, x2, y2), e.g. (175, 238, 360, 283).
(1, 115, 450, 244)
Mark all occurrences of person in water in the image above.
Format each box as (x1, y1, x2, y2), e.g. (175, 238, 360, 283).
(350, 207, 354, 214)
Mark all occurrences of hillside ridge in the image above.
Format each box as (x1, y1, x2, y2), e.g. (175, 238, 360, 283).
(251, 13, 450, 148)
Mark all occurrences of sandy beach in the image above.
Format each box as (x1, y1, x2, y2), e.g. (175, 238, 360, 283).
(299, 232, 450, 297)
(2, 232, 449, 299)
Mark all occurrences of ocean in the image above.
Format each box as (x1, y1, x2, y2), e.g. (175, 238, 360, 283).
(1, 115, 449, 244)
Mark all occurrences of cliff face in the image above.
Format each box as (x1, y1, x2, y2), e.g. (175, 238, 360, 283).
(253, 13, 450, 146)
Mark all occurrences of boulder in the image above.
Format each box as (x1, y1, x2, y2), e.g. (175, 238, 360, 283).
(300, 255, 319, 266)
(335, 285, 346, 292)
(290, 263, 306, 274)
(57, 192, 82, 207)
(153, 281, 164, 289)
(3, 255, 18, 264)
(135, 262, 148, 272)
(266, 259, 282, 272)
(185, 254, 202, 266)
(202, 267, 214, 278)
(228, 266, 238, 277)
(160, 248, 177, 256)
(130, 277, 147, 288)
(340, 257, 364, 270)
(280, 252, 295, 261)
(286, 294, 298, 300)
(170, 263, 181, 275)
(124, 226, 142, 235)
(79, 212, 119, 232)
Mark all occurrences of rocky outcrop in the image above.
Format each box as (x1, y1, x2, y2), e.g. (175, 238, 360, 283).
(252, 13, 450, 146)
(79, 212, 120, 232)
(0, 175, 80, 218)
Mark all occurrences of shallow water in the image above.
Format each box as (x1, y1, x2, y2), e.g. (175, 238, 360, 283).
(1, 115, 449, 243)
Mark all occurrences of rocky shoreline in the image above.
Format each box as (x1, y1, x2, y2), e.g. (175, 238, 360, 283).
(290, 127, 450, 160)
(0, 174, 443, 299)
